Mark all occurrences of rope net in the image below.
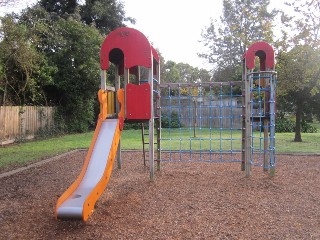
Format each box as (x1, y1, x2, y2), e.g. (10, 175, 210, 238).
(160, 82, 243, 163)
(159, 72, 276, 171)
(248, 72, 276, 169)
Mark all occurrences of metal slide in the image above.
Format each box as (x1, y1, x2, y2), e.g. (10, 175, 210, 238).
(55, 118, 121, 221)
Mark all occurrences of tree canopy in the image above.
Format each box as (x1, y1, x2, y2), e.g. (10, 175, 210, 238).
(199, 0, 276, 77)
(199, 0, 320, 141)
(0, 0, 132, 132)
(276, 0, 320, 141)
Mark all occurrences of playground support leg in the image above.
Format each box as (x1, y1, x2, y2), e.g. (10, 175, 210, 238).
(241, 91, 246, 171)
(244, 75, 252, 177)
(155, 61, 161, 172)
(263, 118, 269, 172)
(269, 74, 276, 177)
(117, 141, 121, 169)
(269, 166, 275, 177)
(156, 118, 161, 171)
(115, 68, 122, 169)
(148, 68, 154, 181)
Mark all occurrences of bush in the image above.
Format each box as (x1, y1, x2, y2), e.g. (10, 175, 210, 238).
(301, 120, 318, 133)
(275, 116, 295, 133)
(161, 111, 180, 128)
(124, 122, 143, 130)
(275, 116, 318, 133)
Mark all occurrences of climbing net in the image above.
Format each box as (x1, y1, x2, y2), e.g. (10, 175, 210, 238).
(247, 71, 276, 170)
(159, 74, 276, 171)
(159, 81, 244, 163)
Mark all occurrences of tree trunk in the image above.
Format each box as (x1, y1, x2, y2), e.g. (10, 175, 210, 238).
(294, 100, 303, 142)
(3, 78, 7, 105)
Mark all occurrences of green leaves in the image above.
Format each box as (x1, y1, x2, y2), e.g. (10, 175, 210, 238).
(0, 0, 132, 132)
(199, 0, 276, 72)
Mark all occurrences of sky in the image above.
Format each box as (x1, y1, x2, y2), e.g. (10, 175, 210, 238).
(122, 0, 286, 70)
(0, 0, 286, 70)
(122, 0, 221, 70)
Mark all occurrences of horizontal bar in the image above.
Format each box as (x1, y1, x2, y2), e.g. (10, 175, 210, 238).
(160, 81, 242, 88)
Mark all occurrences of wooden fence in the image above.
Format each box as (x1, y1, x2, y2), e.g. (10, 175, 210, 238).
(0, 106, 55, 145)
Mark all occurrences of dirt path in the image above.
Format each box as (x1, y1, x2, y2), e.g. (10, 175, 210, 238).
(0, 151, 319, 239)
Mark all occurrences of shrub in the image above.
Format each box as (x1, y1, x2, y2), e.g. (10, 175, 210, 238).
(301, 120, 318, 133)
(124, 122, 143, 130)
(275, 116, 318, 133)
(161, 111, 180, 128)
(275, 116, 295, 133)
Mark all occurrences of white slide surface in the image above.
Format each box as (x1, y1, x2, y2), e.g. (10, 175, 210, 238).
(56, 119, 118, 219)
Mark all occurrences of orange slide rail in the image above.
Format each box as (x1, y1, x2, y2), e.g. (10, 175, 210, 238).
(55, 88, 124, 221)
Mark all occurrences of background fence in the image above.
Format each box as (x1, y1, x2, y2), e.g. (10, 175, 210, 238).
(161, 96, 243, 129)
(0, 106, 55, 145)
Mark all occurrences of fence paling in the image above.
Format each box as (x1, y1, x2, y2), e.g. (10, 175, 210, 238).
(0, 106, 55, 145)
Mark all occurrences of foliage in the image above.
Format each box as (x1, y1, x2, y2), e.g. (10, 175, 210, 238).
(275, 116, 295, 133)
(277, 44, 320, 141)
(301, 120, 318, 133)
(0, 14, 57, 106)
(39, 0, 78, 17)
(161, 111, 180, 128)
(81, 0, 135, 35)
(161, 60, 211, 96)
(50, 19, 103, 132)
(275, 115, 318, 133)
(199, 0, 277, 75)
(124, 122, 143, 130)
(0, 1, 133, 133)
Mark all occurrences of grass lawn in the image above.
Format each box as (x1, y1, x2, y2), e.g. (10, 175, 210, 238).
(0, 132, 93, 169)
(1, 127, 319, 169)
(276, 132, 320, 154)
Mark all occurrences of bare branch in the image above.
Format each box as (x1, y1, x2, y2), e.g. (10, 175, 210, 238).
(0, 0, 20, 7)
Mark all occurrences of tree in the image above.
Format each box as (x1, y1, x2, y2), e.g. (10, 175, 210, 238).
(277, 46, 320, 141)
(80, 0, 135, 35)
(39, 0, 78, 17)
(13, 1, 133, 132)
(276, 0, 320, 141)
(47, 18, 103, 132)
(199, 0, 277, 79)
(0, 14, 55, 106)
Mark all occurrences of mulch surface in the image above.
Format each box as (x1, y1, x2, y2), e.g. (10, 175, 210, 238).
(0, 151, 319, 240)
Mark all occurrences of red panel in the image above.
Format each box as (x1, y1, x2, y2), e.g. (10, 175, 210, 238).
(100, 27, 160, 70)
(125, 83, 151, 120)
(244, 41, 275, 70)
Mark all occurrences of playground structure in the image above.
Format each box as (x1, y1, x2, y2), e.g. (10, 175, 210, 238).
(54, 27, 276, 221)
(160, 42, 276, 177)
(55, 27, 160, 221)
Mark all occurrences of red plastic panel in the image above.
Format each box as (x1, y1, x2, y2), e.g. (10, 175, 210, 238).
(125, 83, 151, 120)
(244, 42, 275, 70)
(100, 27, 160, 70)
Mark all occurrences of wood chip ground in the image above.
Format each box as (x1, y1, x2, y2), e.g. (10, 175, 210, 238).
(0, 151, 319, 239)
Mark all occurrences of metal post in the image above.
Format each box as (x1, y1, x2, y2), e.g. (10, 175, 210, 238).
(115, 66, 122, 169)
(241, 61, 246, 171)
(100, 70, 107, 90)
(263, 118, 269, 171)
(156, 62, 161, 171)
(269, 72, 276, 176)
(149, 67, 155, 181)
(245, 71, 252, 177)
